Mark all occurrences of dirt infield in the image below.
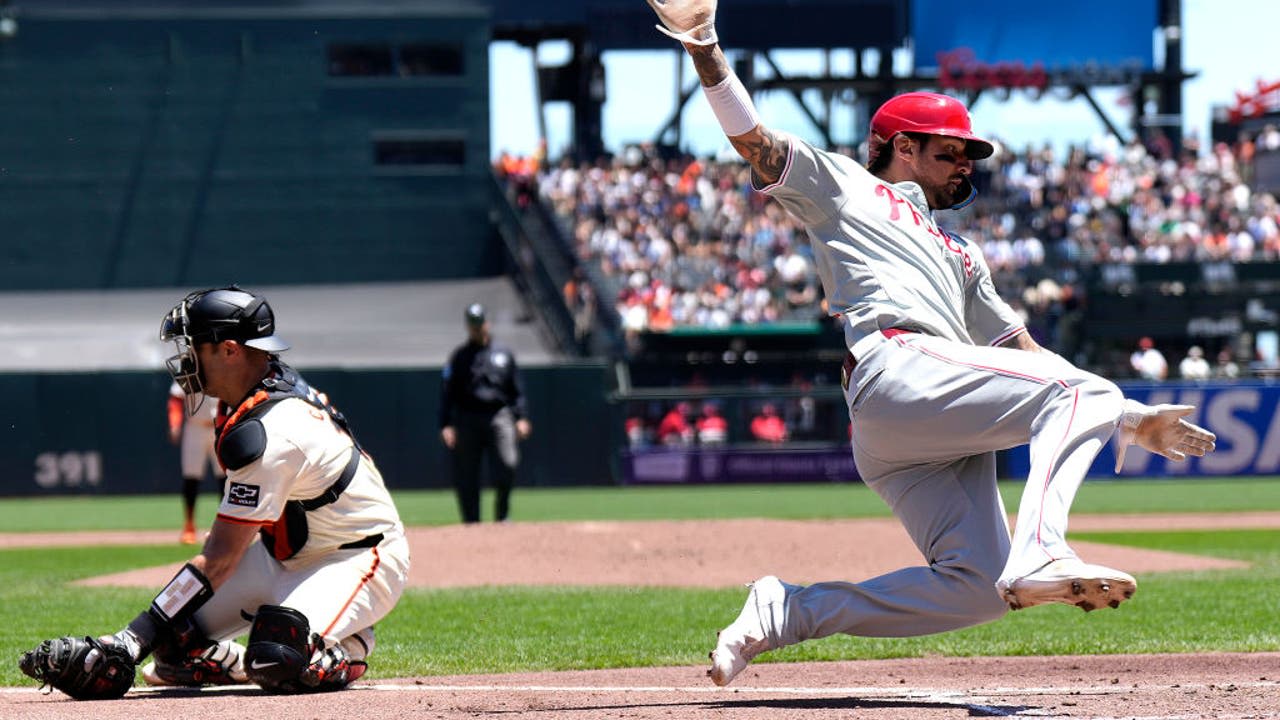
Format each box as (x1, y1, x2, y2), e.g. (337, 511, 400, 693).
(4, 653, 1278, 719)
(41, 513, 1272, 588)
(5, 514, 1278, 718)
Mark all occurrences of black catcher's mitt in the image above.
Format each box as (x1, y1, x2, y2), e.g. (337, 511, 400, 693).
(18, 636, 136, 700)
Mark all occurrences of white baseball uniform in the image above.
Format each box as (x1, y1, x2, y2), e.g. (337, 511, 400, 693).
(169, 382, 221, 480)
(758, 135, 1126, 643)
(192, 388, 409, 662)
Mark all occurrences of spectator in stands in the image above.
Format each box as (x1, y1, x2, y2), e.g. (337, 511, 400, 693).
(1178, 345, 1211, 381)
(1130, 337, 1168, 381)
(625, 415, 648, 448)
(439, 303, 532, 524)
(785, 373, 818, 441)
(695, 402, 729, 446)
(563, 267, 596, 353)
(494, 139, 545, 210)
(1214, 347, 1241, 379)
(749, 403, 788, 444)
(656, 402, 694, 446)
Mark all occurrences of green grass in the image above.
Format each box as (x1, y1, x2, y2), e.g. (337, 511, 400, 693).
(2, 481, 1279, 686)
(3, 476, 1279, 531)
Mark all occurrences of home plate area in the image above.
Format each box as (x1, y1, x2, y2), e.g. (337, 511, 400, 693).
(4, 654, 1279, 719)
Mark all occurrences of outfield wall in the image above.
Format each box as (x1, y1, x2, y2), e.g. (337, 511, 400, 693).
(1, 373, 1276, 498)
(0, 365, 616, 497)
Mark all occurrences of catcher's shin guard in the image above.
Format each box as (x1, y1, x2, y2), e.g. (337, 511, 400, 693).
(244, 605, 311, 692)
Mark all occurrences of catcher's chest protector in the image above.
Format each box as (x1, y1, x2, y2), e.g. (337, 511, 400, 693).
(215, 361, 362, 560)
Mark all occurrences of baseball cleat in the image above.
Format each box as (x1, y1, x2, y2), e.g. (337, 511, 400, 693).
(299, 634, 367, 692)
(142, 640, 248, 687)
(180, 522, 198, 545)
(996, 559, 1136, 612)
(708, 575, 786, 686)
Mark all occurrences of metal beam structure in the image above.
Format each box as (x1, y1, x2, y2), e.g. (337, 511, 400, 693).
(491, 0, 1191, 157)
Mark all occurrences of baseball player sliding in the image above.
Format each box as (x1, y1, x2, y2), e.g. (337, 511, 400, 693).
(645, 0, 1218, 687)
(19, 287, 409, 698)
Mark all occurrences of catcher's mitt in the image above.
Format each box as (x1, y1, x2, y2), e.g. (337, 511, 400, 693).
(18, 636, 136, 700)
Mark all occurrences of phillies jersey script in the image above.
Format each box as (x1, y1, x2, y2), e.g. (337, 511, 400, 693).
(759, 134, 1025, 350)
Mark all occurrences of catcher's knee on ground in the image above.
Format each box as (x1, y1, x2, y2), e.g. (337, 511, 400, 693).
(245, 605, 365, 693)
(245, 605, 311, 691)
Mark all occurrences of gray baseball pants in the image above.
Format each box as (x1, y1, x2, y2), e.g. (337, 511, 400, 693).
(775, 329, 1125, 644)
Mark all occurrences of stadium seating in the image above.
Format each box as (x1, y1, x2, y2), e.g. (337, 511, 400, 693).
(529, 137, 1279, 344)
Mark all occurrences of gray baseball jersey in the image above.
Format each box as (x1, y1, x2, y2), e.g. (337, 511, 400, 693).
(754, 134, 1127, 643)
(759, 135, 1024, 350)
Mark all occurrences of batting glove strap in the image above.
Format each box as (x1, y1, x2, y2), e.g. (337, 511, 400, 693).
(655, 20, 718, 46)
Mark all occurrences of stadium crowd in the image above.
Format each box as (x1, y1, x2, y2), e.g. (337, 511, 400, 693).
(536, 151, 820, 335)
(530, 130, 1279, 347)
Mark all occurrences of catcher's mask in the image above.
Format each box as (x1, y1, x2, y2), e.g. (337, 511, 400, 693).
(160, 286, 290, 415)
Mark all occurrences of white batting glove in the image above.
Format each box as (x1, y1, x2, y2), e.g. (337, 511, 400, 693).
(646, 0, 719, 46)
(1114, 399, 1217, 472)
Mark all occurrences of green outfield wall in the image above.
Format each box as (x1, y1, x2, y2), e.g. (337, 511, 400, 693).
(0, 364, 617, 497)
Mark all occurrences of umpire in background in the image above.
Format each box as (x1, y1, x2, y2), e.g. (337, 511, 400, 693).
(439, 303, 532, 523)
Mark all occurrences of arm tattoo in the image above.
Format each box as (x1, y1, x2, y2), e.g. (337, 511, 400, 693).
(683, 42, 730, 86)
(731, 128, 789, 185)
(683, 42, 789, 184)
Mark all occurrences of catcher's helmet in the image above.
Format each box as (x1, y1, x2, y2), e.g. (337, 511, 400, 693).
(161, 287, 289, 352)
(867, 92, 994, 166)
(160, 286, 289, 412)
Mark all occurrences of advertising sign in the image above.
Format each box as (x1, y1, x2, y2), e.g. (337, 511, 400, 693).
(1006, 382, 1280, 479)
(912, 0, 1157, 72)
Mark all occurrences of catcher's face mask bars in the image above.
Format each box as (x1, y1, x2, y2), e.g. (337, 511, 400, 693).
(160, 295, 207, 416)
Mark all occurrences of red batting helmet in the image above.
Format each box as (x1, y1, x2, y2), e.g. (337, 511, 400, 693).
(867, 92, 994, 165)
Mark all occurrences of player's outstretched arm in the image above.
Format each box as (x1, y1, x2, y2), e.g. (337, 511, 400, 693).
(648, 0, 790, 185)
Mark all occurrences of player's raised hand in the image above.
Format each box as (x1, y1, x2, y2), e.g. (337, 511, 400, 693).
(1114, 401, 1217, 472)
(646, 0, 719, 46)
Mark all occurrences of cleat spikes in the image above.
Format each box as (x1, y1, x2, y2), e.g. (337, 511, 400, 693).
(996, 560, 1136, 612)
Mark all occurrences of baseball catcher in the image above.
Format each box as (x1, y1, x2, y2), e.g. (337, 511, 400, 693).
(18, 287, 409, 699)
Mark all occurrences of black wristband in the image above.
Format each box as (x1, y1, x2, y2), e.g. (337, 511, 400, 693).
(119, 609, 162, 661)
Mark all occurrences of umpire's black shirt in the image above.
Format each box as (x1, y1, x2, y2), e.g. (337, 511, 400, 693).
(439, 340, 528, 427)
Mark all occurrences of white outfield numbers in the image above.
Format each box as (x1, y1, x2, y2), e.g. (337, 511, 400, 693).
(33, 451, 103, 488)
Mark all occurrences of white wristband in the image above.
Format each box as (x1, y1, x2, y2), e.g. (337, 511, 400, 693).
(702, 74, 761, 138)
